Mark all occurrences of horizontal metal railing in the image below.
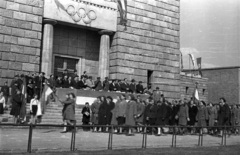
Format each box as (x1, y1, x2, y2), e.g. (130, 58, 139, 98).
(0, 123, 239, 153)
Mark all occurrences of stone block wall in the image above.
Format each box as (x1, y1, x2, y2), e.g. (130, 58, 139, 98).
(110, 0, 181, 100)
(0, 0, 43, 86)
(201, 67, 239, 104)
(180, 73, 208, 102)
(53, 24, 100, 78)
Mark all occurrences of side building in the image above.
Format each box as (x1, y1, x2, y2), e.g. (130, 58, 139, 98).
(183, 66, 240, 104)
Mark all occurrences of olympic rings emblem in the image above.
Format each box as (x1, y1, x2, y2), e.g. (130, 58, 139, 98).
(66, 5, 97, 24)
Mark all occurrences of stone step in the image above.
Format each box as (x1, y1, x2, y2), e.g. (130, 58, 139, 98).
(42, 115, 82, 120)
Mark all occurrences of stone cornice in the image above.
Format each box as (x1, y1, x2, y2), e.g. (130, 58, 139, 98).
(71, 0, 117, 11)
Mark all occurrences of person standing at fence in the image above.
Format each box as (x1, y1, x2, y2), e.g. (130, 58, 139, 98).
(177, 99, 189, 135)
(231, 104, 239, 134)
(82, 102, 91, 131)
(207, 103, 218, 135)
(10, 89, 23, 124)
(116, 94, 127, 134)
(111, 96, 120, 133)
(0, 91, 6, 115)
(29, 94, 40, 125)
(106, 96, 115, 132)
(125, 94, 137, 135)
(98, 96, 108, 132)
(188, 100, 198, 134)
(91, 97, 101, 132)
(135, 96, 145, 132)
(146, 99, 158, 134)
(156, 97, 168, 136)
(218, 97, 230, 136)
(59, 93, 76, 133)
(196, 101, 208, 134)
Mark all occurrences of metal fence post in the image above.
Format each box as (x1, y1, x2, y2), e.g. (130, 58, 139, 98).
(198, 127, 201, 146)
(174, 126, 177, 148)
(70, 124, 76, 151)
(201, 127, 203, 146)
(224, 126, 227, 146)
(221, 128, 224, 145)
(171, 126, 175, 147)
(27, 124, 33, 153)
(107, 125, 111, 150)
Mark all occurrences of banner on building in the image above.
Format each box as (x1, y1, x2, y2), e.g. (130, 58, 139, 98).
(188, 54, 196, 68)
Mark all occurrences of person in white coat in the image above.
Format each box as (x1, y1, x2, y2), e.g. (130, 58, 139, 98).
(30, 94, 41, 124)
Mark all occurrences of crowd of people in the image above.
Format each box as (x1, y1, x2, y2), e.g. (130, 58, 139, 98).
(0, 70, 240, 137)
(60, 90, 240, 136)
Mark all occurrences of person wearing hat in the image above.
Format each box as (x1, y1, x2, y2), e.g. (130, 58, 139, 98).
(129, 79, 136, 94)
(95, 77, 103, 91)
(71, 69, 78, 80)
(120, 78, 129, 93)
(62, 69, 68, 79)
(218, 97, 230, 136)
(109, 79, 117, 92)
(136, 81, 144, 94)
(103, 77, 110, 92)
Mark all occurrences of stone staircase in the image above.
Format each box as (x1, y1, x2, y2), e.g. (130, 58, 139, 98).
(0, 102, 83, 126)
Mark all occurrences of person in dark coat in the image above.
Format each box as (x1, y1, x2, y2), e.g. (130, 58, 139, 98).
(67, 77, 73, 88)
(146, 99, 158, 134)
(10, 89, 22, 124)
(55, 76, 63, 88)
(103, 77, 110, 92)
(143, 97, 154, 126)
(126, 94, 137, 135)
(27, 79, 34, 103)
(82, 102, 91, 131)
(72, 76, 79, 89)
(95, 77, 103, 91)
(116, 80, 122, 92)
(188, 100, 198, 134)
(48, 74, 56, 89)
(59, 93, 76, 133)
(78, 76, 87, 89)
(120, 78, 129, 93)
(98, 96, 108, 132)
(129, 79, 136, 94)
(106, 96, 115, 132)
(62, 75, 69, 88)
(136, 81, 144, 94)
(156, 97, 168, 135)
(218, 97, 230, 136)
(1, 81, 9, 106)
(109, 80, 117, 92)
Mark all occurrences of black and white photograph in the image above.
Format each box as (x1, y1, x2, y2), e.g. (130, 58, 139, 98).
(0, 0, 240, 154)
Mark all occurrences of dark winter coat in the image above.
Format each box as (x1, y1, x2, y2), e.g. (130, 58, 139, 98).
(125, 100, 137, 126)
(196, 106, 208, 127)
(82, 107, 90, 123)
(156, 103, 168, 125)
(177, 105, 189, 126)
(188, 105, 198, 126)
(218, 104, 230, 126)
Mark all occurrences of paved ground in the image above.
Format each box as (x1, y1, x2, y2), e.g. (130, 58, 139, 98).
(0, 128, 240, 153)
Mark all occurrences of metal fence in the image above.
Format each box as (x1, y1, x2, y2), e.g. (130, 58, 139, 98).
(0, 123, 238, 153)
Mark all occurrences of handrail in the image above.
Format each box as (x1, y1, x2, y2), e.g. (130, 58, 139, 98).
(0, 123, 237, 153)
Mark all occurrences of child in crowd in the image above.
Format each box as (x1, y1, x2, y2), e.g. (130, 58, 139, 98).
(82, 102, 91, 131)
(30, 94, 41, 124)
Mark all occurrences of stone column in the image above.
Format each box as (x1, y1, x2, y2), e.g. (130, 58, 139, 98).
(41, 19, 57, 77)
(98, 30, 113, 80)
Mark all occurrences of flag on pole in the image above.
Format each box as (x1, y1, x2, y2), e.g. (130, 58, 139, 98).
(193, 83, 199, 104)
(40, 84, 53, 114)
(180, 51, 183, 70)
(196, 57, 203, 77)
(188, 54, 196, 68)
(20, 76, 27, 121)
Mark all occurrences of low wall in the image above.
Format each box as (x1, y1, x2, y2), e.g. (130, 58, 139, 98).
(55, 88, 149, 105)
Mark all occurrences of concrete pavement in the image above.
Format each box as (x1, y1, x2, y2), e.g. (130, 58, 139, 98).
(0, 128, 240, 153)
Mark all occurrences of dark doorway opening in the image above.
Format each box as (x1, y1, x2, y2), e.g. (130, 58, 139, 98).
(147, 70, 153, 84)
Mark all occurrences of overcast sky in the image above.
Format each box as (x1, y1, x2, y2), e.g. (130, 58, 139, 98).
(180, 0, 240, 69)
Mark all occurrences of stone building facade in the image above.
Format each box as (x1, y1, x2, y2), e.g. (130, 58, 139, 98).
(0, 0, 209, 101)
(0, 0, 43, 85)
